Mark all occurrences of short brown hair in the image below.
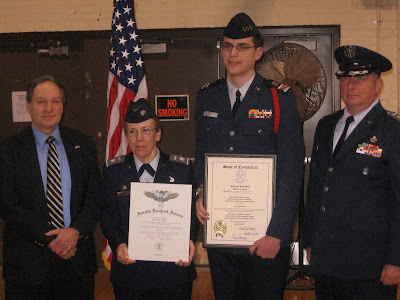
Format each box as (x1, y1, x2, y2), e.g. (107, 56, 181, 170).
(26, 75, 66, 104)
(252, 34, 264, 49)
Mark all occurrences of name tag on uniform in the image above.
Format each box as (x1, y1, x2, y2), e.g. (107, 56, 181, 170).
(204, 111, 218, 118)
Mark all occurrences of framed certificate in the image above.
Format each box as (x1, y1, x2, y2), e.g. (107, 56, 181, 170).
(128, 182, 192, 262)
(203, 154, 276, 248)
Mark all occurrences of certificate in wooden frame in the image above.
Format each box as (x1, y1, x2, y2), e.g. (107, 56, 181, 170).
(203, 154, 276, 248)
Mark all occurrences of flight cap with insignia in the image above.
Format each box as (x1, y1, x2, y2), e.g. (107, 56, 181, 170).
(334, 45, 392, 78)
(223, 13, 260, 39)
(125, 98, 157, 123)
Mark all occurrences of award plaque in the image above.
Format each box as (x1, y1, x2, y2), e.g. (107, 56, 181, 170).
(203, 154, 276, 248)
(128, 182, 192, 262)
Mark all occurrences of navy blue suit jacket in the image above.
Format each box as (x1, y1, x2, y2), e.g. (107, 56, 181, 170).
(101, 151, 198, 289)
(304, 102, 400, 280)
(194, 73, 304, 247)
(0, 126, 102, 286)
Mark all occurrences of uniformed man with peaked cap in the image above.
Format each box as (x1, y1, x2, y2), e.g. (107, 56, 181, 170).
(334, 45, 392, 78)
(101, 98, 198, 299)
(194, 13, 304, 299)
(304, 45, 400, 299)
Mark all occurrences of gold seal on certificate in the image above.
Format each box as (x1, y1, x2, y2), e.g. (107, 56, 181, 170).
(214, 220, 227, 237)
(203, 154, 276, 248)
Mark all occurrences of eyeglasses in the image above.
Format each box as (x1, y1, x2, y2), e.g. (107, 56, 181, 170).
(221, 43, 257, 52)
(127, 127, 155, 137)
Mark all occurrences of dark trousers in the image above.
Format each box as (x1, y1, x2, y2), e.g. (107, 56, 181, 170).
(315, 274, 397, 300)
(207, 246, 290, 300)
(112, 281, 193, 300)
(5, 253, 94, 300)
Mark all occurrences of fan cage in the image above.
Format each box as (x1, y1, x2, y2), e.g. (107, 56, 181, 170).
(256, 42, 327, 122)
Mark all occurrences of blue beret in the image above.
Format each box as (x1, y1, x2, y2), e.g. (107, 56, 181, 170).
(124, 98, 157, 123)
(223, 13, 260, 39)
(334, 45, 392, 77)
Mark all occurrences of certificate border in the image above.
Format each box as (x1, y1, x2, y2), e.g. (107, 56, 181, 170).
(128, 182, 192, 262)
(203, 153, 276, 248)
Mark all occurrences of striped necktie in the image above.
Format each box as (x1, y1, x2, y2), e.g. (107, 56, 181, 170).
(46, 136, 64, 228)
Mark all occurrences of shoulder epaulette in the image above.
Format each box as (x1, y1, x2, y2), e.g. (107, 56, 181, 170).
(200, 78, 224, 90)
(386, 110, 400, 122)
(169, 154, 190, 165)
(264, 79, 275, 87)
(105, 155, 126, 167)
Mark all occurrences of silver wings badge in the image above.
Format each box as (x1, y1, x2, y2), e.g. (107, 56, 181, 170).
(144, 190, 179, 208)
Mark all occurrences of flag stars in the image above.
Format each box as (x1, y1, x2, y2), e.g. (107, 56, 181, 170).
(125, 62, 133, 72)
(121, 49, 129, 59)
(126, 18, 135, 27)
(136, 58, 144, 67)
(133, 45, 141, 54)
(118, 36, 127, 46)
(115, 23, 124, 32)
(127, 76, 136, 85)
(123, 6, 132, 14)
(129, 32, 138, 41)
(109, 0, 146, 94)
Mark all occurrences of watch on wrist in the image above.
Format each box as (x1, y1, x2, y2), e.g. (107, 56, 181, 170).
(195, 186, 204, 198)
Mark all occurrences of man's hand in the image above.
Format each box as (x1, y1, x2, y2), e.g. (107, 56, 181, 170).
(249, 235, 281, 259)
(116, 243, 136, 265)
(176, 240, 195, 267)
(45, 228, 80, 259)
(380, 264, 400, 285)
(195, 186, 209, 225)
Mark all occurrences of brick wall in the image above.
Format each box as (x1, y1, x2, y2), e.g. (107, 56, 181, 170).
(0, 0, 398, 109)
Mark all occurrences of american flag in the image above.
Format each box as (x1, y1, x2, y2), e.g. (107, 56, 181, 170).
(106, 0, 148, 160)
(103, 0, 148, 270)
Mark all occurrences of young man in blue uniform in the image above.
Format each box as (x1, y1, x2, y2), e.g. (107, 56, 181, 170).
(194, 13, 305, 299)
(101, 98, 198, 299)
(304, 45, 400, 299)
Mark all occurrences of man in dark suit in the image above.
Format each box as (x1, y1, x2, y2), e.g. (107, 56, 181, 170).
(194, 13, 304, 299)
(101, 98, 198, 299)
(0, 75, 102, 299)
(304, 45, 400, 299)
